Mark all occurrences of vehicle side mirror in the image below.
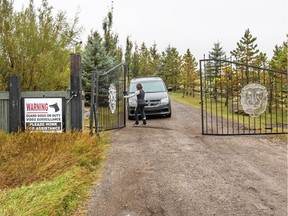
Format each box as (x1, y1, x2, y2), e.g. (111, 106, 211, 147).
(167, 87, 173, 92)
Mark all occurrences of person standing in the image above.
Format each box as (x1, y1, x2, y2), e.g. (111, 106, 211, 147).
(124, 83, 147, 126)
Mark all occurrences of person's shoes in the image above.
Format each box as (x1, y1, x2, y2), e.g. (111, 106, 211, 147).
(143, 120, 147, 125)
(133, 123, 139, 126)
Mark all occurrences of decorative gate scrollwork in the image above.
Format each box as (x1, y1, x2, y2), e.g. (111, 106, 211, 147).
(90, 63, 127, 136)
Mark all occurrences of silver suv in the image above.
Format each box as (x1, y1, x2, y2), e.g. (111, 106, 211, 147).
(127, 77, 172, 120)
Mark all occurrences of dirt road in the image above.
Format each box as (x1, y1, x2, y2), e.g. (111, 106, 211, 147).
(86, 100, 287, 216)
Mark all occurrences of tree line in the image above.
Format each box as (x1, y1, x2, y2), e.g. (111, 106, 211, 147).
(0, 0, 286, 96)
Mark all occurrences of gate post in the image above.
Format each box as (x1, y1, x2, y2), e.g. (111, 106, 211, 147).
(123, 64, 127, 127)
(70, 53, 83, 131)
(9, 76, 21, 133)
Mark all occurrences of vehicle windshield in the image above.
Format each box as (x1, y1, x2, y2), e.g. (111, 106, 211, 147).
(129, 80, 166, 93)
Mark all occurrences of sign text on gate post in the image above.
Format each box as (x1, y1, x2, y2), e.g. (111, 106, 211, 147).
(24, 98, 63, 133)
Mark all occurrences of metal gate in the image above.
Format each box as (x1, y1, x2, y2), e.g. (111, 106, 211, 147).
(90, 63, 127, 135)
(199, 58, 287, 135)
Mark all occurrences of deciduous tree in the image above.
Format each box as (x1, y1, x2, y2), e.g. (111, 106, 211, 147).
(0, 0, 81, 90)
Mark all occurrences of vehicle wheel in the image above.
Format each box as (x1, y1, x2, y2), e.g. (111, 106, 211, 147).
(167, 111, 172, 118)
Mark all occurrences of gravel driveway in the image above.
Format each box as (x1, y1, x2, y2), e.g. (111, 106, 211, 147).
(86, 99, 287, 216)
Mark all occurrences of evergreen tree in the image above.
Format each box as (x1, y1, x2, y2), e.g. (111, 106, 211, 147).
(218, 63, 236, 106)
(82, 31, 113, 95)
(181, 49, 198, 98)
(207, 41, 226, 100)
(138, 42, 152, 77)
(209, 41, 225, 60)
(82, 8, 124, 104)
(268, 41, 287, 113)
(149, 43, 161, 76)
(102, 10, 122, 63)
(230, 29, 259, 65)
(130, 43, 140, 79)
(270, 41, 287, 72)
(160, 46, 181, 90)
(124, 36, 133, 79)
(230, 29, 267, 84)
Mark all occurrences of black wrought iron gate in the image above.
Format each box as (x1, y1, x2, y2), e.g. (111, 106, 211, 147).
(199, 58, 287, 135)
(90, 63, 127, 135)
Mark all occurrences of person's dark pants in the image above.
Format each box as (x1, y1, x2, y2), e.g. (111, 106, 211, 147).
(135, 104, 146, 124)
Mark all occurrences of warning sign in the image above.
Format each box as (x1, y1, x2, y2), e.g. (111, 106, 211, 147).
(24, 98, 63, 133)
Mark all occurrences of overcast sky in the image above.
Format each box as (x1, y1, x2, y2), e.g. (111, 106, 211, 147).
(14, 0, 287, 61)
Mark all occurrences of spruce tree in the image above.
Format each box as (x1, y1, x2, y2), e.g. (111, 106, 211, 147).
(81, 31, 113, 102)
(207, 41, 226, 101)
(209, 41, 226, 60)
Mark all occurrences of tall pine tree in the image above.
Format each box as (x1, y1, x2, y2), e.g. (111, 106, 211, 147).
(149, 43, 161, 76)
(181, 49, 198, 98)
(138, 42, 151, 76)
(160, 46, 182, 90)
(124, 36, 133, 79)
(130, 43, 140, 79)
(270, 41, 287, 72)
(230, 29, 268, 84)
(102, 9, 122, 63)
(230, 29, 259, 65)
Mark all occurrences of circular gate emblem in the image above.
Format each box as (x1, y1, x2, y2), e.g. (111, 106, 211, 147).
(108, 84, 117, 114)
(240, 83, 268, 117)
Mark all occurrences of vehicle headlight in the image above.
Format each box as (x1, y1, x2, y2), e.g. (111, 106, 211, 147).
(129, 99, 137, 107)
(160, 97, 169, 104)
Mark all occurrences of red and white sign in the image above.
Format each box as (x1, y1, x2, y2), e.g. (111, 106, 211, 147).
(24, 98, 63, 133)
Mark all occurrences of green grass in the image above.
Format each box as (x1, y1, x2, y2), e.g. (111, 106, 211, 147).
(0, 131, 110, 216)
(170, 92, 201, 109)
(171, 92, 288, 133)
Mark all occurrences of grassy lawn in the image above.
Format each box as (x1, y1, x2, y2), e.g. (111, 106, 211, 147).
(0, 130, 110, 216)
(170, 92, 287, 134)
(170, 92, 202, 109)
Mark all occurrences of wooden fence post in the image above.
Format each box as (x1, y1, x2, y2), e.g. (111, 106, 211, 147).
(9, 76, 21, 133)
(70, 53, 83, 131)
